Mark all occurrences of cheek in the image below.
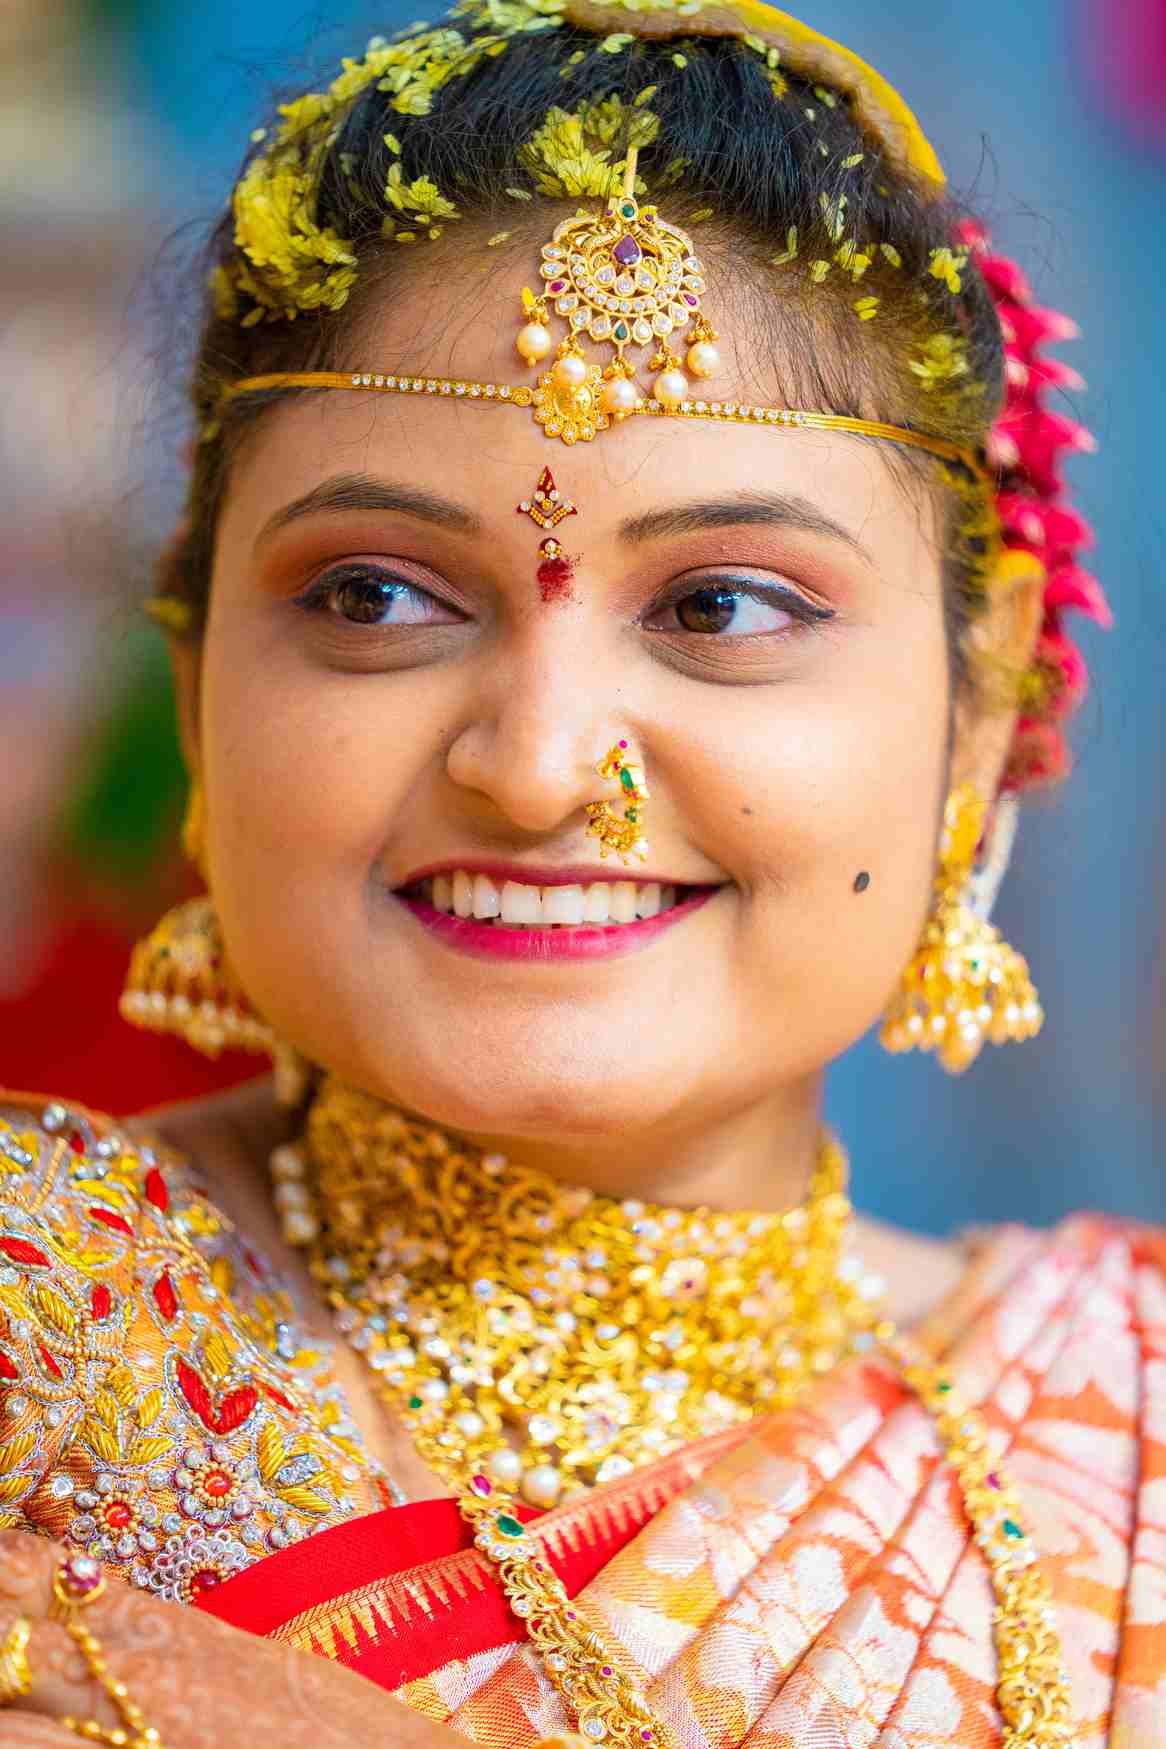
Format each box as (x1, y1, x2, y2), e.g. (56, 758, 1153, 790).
(716, 622, 948, 1055)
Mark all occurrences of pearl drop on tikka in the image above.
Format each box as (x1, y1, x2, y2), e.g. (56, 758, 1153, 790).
(653, 369, 688, 409)
(602, 375, 639, 418)
(551, 352, 588, 391)
(516, 322, 552, 364)
(686, 340, 720, 379)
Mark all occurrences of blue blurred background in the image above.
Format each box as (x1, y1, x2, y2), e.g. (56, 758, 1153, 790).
(1, 0, 1161, 1230)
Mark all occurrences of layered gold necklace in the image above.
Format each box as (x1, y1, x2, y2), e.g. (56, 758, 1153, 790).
(274, 1073, 886, 1509)
(270, 1073, 1075, 1749)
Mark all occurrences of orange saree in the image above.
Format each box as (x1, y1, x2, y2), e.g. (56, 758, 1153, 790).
(196, 1211, 1166, 1746)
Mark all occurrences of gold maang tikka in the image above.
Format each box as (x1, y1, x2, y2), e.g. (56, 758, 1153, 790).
(584, 740, 650, 865)
(515, 145, 722, 444)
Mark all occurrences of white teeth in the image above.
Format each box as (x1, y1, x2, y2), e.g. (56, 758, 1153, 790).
(582, 882, 611, 923)
(472, 873, 500, 919)
(636, 882, 661, 918)
(542, 884, 585, 925)
(501, 880, 545, 925)
(453, 870, 474, 918)
(420, 872, 693, 927)
(609, 881, 638, 923)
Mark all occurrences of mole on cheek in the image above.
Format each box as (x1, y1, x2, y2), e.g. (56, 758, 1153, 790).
(853, 871, 871, 892)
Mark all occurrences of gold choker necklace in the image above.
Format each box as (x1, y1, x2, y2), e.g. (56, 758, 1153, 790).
(268, 1073, 1074, 1749)
(271, 1073, 887, 1507)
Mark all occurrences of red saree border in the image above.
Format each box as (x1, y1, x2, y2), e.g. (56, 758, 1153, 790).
(196, 1417, 762, 1690)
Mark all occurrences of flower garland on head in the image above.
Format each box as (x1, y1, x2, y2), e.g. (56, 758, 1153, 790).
(955, 219, 1113, 793)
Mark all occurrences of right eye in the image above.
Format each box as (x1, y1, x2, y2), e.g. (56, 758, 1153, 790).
(292, 565, 464, 628)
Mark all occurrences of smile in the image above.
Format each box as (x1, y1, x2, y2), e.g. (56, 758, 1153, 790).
(393, 870, 722, 961)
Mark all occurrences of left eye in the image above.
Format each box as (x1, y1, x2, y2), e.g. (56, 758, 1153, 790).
(648, 582, 834, 637)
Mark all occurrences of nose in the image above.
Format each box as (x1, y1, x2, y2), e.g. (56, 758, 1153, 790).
(443, 641, 631, 837)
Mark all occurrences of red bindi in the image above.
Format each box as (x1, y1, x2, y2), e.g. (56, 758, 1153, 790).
(536, 537, 575, 603)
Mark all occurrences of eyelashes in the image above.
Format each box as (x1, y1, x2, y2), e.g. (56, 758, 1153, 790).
(291, 563, 836, 643)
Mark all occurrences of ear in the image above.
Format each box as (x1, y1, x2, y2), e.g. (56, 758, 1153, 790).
(167, 631, 203, 786)
(949, 555, 1046, 801)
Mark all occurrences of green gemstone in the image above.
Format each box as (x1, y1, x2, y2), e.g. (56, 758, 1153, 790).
(496, 1514, 525, 1538)
(620, 767, 635, 790)
(935, 1380, 951, 1394)
(1002, 1518, 1024, 1539)
(621, 202, 636, 218)
(625, 810, 637, 822)
(408, 1395, 423, 1411)
(613, 321, 629, 341)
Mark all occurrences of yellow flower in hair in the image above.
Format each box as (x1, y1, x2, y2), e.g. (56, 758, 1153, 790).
(385, 163, 461, 222)
(835, 239, 871, 278)
(519, 98, 657, 196)
(927, 245, 968, 294)
(908, 332, 970, 390)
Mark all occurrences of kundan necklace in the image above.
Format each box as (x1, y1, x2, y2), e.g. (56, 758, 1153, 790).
(270, 1073, 1076, 1749)
(272, 1073, 886, 1507)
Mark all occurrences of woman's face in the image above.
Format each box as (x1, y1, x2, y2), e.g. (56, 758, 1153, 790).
(176, 248, 1021, 1171)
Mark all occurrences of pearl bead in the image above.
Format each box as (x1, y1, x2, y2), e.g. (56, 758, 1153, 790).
(487, 1447, 523, 1486)
(686, 341, 720, 379)
(516, 322, 551, 363)
(521, 1463, 563, 1508)
(281, 1208, 320, 1246)
(454, 1409, 485, 1439)
(602, 376, 639, 417)
(653, 369, 688, 408)
(551, 352, 588, 390)
(272, 1180, 309, 1212)
(269, 1144, 305, 1183)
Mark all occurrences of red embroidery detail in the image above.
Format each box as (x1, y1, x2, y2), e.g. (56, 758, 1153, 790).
(243, 1249, 265, 1279)
(144, 1168, 169, 1212)
(0, 1237, 52, 1269)
(262, 1384, 296, 1413)
(190, 1567, 222, 1599)
(68, 1131, 86, 1155)
(215, 1386, 259, 1434)
(177, 1358, 214, 1426)
(91, 1285, 112, 1321)
(88, 1208, 133, 1237)
(38, 1342, 63, 1380)
(0, 1351, 19, 1380)
(177, 1359, 258, 1434)
(153, 1272, 179, 1323)
(105, 1501, 133, 1529)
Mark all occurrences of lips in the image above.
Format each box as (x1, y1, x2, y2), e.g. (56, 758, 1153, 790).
(393, 883, 721, 962)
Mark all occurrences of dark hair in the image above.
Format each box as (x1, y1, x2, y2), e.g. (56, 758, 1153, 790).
(164, 8, 1010, 746)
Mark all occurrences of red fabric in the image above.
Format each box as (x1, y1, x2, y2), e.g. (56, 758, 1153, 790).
(191, 1496, 633, 1690)
(0, 902, 260, 1116)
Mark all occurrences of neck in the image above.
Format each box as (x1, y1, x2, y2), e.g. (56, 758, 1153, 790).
(311, 1071, 828, 1215)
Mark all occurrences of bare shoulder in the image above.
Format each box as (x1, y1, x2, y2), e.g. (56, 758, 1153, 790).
(850, 1211, 974, 1328)
(123, 1074, 293, 1211)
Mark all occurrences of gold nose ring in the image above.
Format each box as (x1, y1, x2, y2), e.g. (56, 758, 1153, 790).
(584, 740, 649, 866)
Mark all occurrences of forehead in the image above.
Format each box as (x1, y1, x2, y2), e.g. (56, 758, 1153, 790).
(221, 238, 938, 569)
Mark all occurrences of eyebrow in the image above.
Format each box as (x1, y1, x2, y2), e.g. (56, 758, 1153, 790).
(254, 473, 483, 551)
(617, 489, 873, 565)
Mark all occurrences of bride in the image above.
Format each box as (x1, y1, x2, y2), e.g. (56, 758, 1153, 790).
(1, 0, 1152, 1744)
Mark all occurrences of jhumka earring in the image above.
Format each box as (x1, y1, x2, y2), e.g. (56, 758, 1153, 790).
(880, 783, 1043, 1073)
(584, 740, 650, 865)
(119, 779, 313, 1107)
